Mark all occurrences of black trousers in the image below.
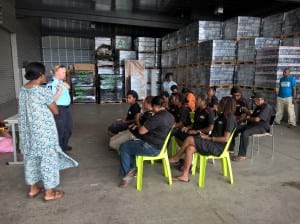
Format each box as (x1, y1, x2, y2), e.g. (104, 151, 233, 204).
(233, 124, 266, 157)
(54, 106, 73, 151)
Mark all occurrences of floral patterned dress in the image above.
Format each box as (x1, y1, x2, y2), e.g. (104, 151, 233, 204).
(18, 86, 78, 189)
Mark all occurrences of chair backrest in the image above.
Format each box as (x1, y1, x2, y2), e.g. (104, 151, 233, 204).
(190, 111, 195, 123)
(158, 129, 173, 157)
(218, 128, 236, 157)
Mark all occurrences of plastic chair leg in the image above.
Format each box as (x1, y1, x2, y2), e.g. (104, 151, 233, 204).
(171, 136, 177, 156)
(136, 157, 144, 191)
(164, 157, 173, 186)
(191, 153, 198, 175)
(199, 156, 207, 188)
(162, 158, 168, 177)
(221, 157, 228, 177)
(226, 154, 234, 184)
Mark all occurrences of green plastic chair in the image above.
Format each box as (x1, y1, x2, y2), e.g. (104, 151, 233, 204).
(191, 129, 236, 188)
(171, 111, 195, 156)
(136, 129, 173, 191)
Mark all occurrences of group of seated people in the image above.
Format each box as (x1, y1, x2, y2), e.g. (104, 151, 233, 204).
(107, 85, 274, 187)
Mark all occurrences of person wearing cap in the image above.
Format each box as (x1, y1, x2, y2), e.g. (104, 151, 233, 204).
(274, 68, 297, 128)
(46, 65, 73, 152)
(232, 93, 274, 161)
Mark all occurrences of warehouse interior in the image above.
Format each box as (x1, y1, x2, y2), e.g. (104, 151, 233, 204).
(1, 0, 300, 223)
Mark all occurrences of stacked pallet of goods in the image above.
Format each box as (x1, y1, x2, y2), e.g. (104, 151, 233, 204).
(135, 37, 162, 96)
(71, 64, 96, 103)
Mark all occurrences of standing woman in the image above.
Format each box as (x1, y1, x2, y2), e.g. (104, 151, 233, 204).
(19, 62, 78, 201)
(46, 65, 73, 152)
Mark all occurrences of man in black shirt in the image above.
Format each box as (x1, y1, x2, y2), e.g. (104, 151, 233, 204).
(119, 96, 174, 187)
(231, 86, 251, 123)
(107, 90, 141, 137)
(173, 93, 214, 146)
(232, 93, 274, 161)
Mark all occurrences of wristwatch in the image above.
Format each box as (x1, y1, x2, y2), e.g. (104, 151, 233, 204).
(197, 130, 202, 135)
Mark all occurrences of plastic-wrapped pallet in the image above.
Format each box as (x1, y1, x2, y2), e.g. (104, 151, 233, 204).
(255, 46, 300, 88)
(161, 52, 170, 68)
(186, 21, 222, 44)
(169, 31, 178, 50)
(237, 38, 280, 62)
(224, 16, 261, 40)
(187, 44, 199, 64)
(95, 37, 111, 49)
(72, 86, 96, 103)
(134, 37, 156, 52)
(215, 88, 232, 100)
(176, 67, 190, 86)
(114, 36, 132, 50)
(282, 8, 300, 35)
(162, 35, 169, 52)
(116, 50, 136, 66)
(155, 54, 161, 68)
(262, 13, 283, 37)
(208, 65, 235, 86)
(281, 37, 300, 46)
(155, 38, 162, 53)
(177, 27, 187, 47)
(99, 67, 124, 103)
(169, 50, 178, 67)
(137, 53, 156, 68)
(177, 48, 187, 65)
(235, 64, 255, 86)
(145, 69, 161, 96)
(198, 40, 236, 62)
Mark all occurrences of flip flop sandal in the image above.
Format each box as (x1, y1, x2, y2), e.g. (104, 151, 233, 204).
(232, 156, 246, 161)
(28, 187, 45, 198)
(43, 190, 64, 202)
(172, 177, 190, 183)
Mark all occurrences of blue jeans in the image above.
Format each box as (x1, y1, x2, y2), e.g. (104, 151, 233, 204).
(119, 139, 160, 177)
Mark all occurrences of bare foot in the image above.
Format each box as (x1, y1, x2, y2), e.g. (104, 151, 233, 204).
(44, 189, 64, 201)
(172, 176, 190, 183)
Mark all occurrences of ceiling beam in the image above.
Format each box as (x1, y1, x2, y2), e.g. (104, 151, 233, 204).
(16, 5, 186, 29)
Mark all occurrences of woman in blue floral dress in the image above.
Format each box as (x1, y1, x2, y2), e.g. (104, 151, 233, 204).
(18, 62, 78, 201)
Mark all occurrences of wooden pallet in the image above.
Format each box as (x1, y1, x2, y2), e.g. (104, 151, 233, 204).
(281, 32, 300, 39)
(210, 60, 237, 65)
(237, 61, 255, 65)
(239, 85, 254, 90)
(101, 100, 123, 104)
(254, 87, 277, 92)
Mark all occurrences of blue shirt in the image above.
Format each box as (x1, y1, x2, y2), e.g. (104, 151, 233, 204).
(46, 77, 71, 106)
(278, 76, 296, 98)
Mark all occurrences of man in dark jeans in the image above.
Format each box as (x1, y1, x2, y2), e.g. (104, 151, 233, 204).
(232, 93, 274, 161)
(118, 96, 174, 187)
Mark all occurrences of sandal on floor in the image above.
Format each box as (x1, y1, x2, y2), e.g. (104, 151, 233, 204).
(43, 190, 64, 201)
(28, 187, 45, 198)
(172, 176, 190, 183)
(232, 156, 246, 161)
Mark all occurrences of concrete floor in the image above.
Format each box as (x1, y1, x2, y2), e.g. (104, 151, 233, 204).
(0, 103, 300, 224)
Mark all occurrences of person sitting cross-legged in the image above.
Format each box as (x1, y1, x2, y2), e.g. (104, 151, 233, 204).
(118, 96, 174, 187)
(170, 96, 236, 182)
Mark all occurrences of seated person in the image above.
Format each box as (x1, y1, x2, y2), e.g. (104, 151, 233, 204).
(169, 93, 191, 130)
(170, 96, 237, 182)
(109, 96, 154, 152)
(160, 91, 170, 110)
(207, 86, 218, 117)
(231, 86, 251, 123)
(170, 85, 179, 94)
(107, 90, 141, 137)
(232, 93, 274, 161)
(173, 92, 215, 146)
(118, 96, 175, 187)
(182, 88, 196, 112)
